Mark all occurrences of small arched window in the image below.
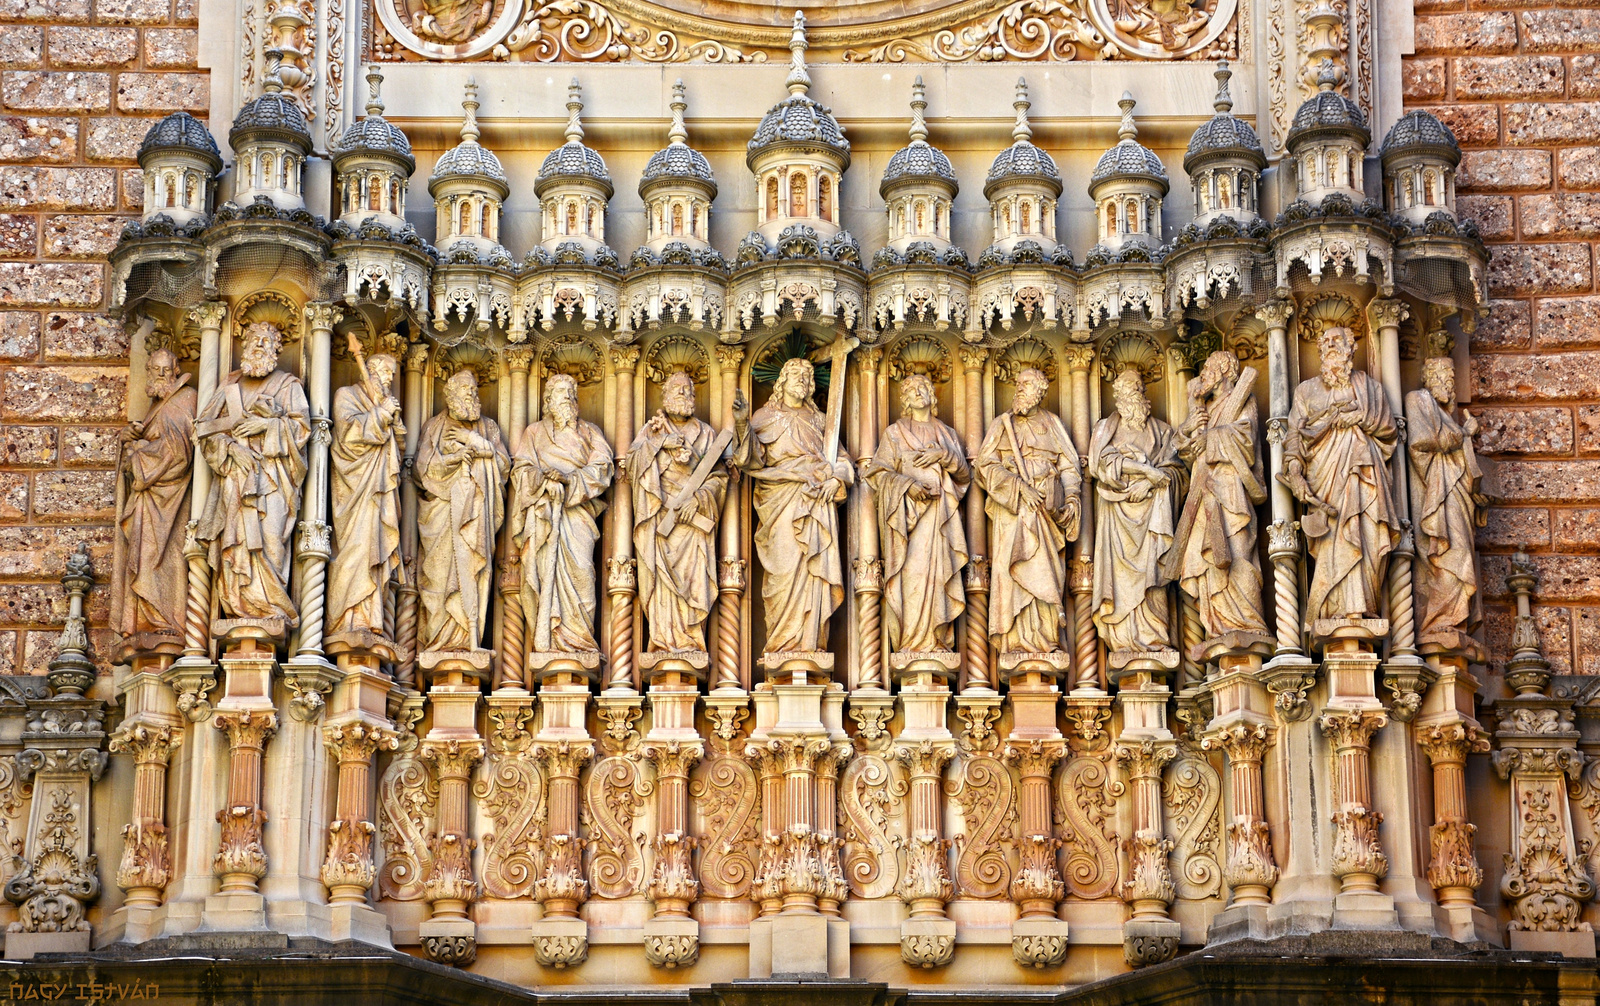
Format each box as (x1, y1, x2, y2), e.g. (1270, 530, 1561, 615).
(766, 176, 779, 222)
(818, 176, 832, 222)
(789, 173, 807, 217)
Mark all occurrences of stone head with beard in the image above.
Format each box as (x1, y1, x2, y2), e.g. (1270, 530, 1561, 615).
(662, 370, 696, 420)
(1423, 356, 1455, 406)
(367, 353, 399, 397)
(1112, 368, 1151, 429)
(145, 348, 181, 401)
(776, 356, 815, 409)
(444, 369, 482, 423)
(239, 322, 285, 379)
(545, 373, 579, 429)
(1196, 349, 1240, 400)
(1011, 367, 1048, 416)
(1318, 326, 1357, 389)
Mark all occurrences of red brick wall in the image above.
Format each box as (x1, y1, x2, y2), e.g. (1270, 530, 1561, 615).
(0, 0, 207, 672)
(1406, 5, 1600, 672)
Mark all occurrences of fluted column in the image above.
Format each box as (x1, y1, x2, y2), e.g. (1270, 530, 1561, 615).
(212, 709, 277, 894)
(1318, 708, 1389, 894)
(109, 722, 181, 908)
(958, 347, 990, 692)
(321, 722, 397, 904)
(1206, 723, 1278, 906)
(714, 345, 746, 692)
(606, 345, 640, 692)
(420, 739, 485, 919)
(1004, 740, 1066, 918)
(1417, 722, 1487, 908)
(1115, 738, 1179, 966)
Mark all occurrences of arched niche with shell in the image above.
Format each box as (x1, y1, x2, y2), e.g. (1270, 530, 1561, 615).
(993, 335, 1063, 416)
(1294, 291, 1372, 382)
(641, 332, 714, 423)
(232, 290, 307, 382)
(881, 333, 957, 428)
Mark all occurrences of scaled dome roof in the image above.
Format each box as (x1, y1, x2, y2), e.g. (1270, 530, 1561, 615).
(139, 110, 222, 169)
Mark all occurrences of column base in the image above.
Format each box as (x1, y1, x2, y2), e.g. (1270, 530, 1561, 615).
(5, 931, 92, 959)
(327, 902, 395, 947)
(1331, 890, 1400, 931)
(900, 916, 956, 969)
(1123, 917, 1181, 967)
(643, 916, 699, 969)
(419, 917, 478, 967)
(758, 912, 849, 978)
(200, 891, 269, 932)
(530, 916, 588, 969)
(1011, 916, 1070, 968)
(1440, 903, 1502, 946)
(1509, 930, 1597, 958)
(1206, 903, 1271, 945)
(1266, 898, 1335, 938)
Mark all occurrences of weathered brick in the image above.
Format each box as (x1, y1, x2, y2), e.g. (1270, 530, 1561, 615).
(46, 27, 137, 67)
(1475, 351, 1600, 401)
(41, 214, 123, 259)
(1415, 0, 1462, 12)
(1577, 56, 1600, 99)
(1520, 10, 1600, 53)
(142, 28, 197, 69)
(0, 262, 102, 307)
(1415, 11, 1518, 54)
(1483, 553, 1600, 602)
(21, 627, 116, 675)
(1489, 459, 1600, 501)
(0, 632, 17, 675)
(120, 167, 141, 210)
(42, 311, 124, 360)
(1483, 603, 1572, 673)
(1478, 506, 1550, 549)
(1471, 298, 1531, 351)
(31, 469, 113, 522)
(1402, 57, 1446, 100)
(1424, 103, 1500, 146)
(0, 526, 109, 578)
(0, 27, 43, 69)
(0, 214, 35, 258)
(173, 0, 194, 23)
(1578, 403, 1600, 452)
(0, 426, 55, 466)
(1506, 102, 1600, 145)
(1535, 296, 1600, 348)
(1473, 407, 1573, 455)
(94, 0, 169, 24)
(1458, 149, 1552, 192)
(85, 116, 148, 162)
(1520, 193, 1600, 239)
(1559, 147, 1600, 189)
(1454, 56, 1565, 98)
(0, 367, 125, 422)
(114, 72, 206, 113)
(59, 426, 119, 466)
(1456, 194, 1513, 239)
(0, 473, 25, 522)
(0, 311, 38, 359)
(0, 584, 69, 626)
(1555, 509, 1600, 551)
(0, 115, 77, 164)
(1487, 243, 1593, 296)
(0, 167, 115, 210)
(1, 71, 109, 114)
(1575, 608, 1600, 674)
(0, 0, 88, 22)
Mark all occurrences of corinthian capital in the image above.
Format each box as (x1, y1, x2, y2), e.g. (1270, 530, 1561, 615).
(1366, 298, 1409, 332)
(1254, 300, 1293, 329)
(189, 300, 227, 331)
(304, 302, 342, 332)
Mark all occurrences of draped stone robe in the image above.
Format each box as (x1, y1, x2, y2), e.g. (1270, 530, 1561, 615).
(195, 369, 310, 625)
(1089, 412, 1183, 654)
(867, 415, 970, 654)
(113, 382, 196, 644)
(628, 415, 726, 654)
(1167, 370, 1269, 639)
(735, 398, 843, 655)
(510, 417, 613, 654)
(415, 411, 509, 652)
(1406, 388, 1484, 642)
(1283, 371, 1400, 624)
(326, 382, 404, 638)
(974, 409, 1081, 654)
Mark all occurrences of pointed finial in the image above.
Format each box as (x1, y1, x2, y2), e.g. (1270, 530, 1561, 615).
(565, 77, 585, 145)
(787, 12, 811, 96)
(1012, 77, 1032, 145)
(909, 75, 928, 145)
(668, 78, 688, 147)
(1213, 60, 1233, 115)
(1117, 91, 1137, 143)
(1317, 57, 1338, 91)
(365, 65, 385, 118)
(460, 76, 480, 145)
(262, 51, 284, 95)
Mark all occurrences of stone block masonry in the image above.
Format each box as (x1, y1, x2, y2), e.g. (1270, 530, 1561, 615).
(1407, 0, 1600, 672)
(0, 0, 202, 677)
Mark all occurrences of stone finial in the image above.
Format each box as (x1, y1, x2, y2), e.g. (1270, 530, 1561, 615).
(49, 541, 95, 696)
(787, 12, 811, 96)
(668, 78, 688, 147)
(909, 75, 928, 145)
(1117, 91, 1138, 143)
(1505, 552, 1551, 696)
(1012, 77, 1032, 145)
(565, 77, 585, 145)
(1317, 57, 1339, 92)
(365, 64, 385, 119)
(1213, 60, 1233, 115)
(460, 76, 481, 145)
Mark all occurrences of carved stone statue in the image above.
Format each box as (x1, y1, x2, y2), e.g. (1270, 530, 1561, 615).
(1089, 368, 1183, 657)
(195, 321, 310, 628)
(415, 369, 509, 653)
(509, 373, 613, 655)
(112, 348, 196, 655)
(627, 370, 727, 655)
(974, 367, 1081, 654)
(1406, 357, 1487, 647)
(732, 357, 851, 656)
(1166, 350, 1269, 641)
(863, 374, 970, 655)
(326, 342, 406, 649)
(405, 0, 491, 43)
(1281, 325, 1401, 625)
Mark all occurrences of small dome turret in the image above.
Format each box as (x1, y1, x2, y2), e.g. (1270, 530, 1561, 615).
(639, 79, 715, 253)
(1380, 109, 1461, 225)
(880, 76, 957, 254)
(982, 78, 1063, 256)
(1089, 93, 1169, 254)
(228, 64, 312, 212)
(137, 111, 221, 225)
(428, 77, 510, 258)
(534, 78, 613, 257)
(1183, 62, 1265, 226)
(1286, 59, 1371, 205)
(332, 66, 415, 230)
